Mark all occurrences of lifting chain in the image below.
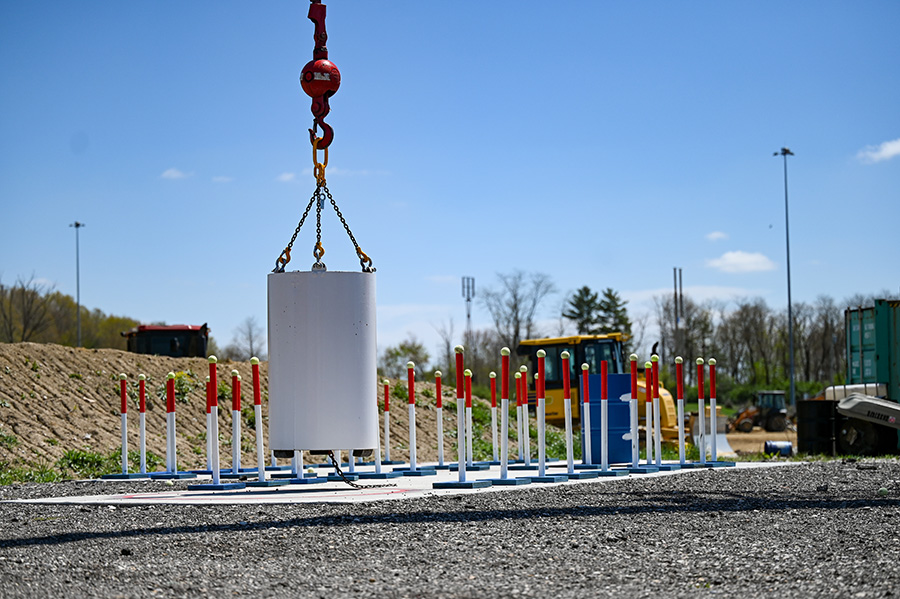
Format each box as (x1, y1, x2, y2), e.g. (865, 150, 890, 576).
(326, 451, 396, 490)
(272, 0, 374, 274)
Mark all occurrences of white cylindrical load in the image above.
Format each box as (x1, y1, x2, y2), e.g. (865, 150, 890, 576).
(268, 271, 378, 452)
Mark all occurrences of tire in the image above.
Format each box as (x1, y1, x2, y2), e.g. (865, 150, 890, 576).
(838, 418, 880, 455)
(736, 419, 754, 433)
(766, 414, 787, 432)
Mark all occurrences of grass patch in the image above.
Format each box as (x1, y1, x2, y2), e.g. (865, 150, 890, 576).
(0, 460, 62, 485)
(0, 429, 19, 449)
(57, 448, 164, 479)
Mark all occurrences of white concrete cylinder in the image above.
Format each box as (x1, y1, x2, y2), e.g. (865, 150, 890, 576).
(268, 271, 378, 452)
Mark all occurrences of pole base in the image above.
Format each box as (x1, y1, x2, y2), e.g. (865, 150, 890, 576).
(562, 471, 601, 480)
(326, 473, 360, 482)
(396, 469, 437, 477)
(507, 463, 539, 471)
(704, 461, 736, 468)
(623, 466, 659, 474)
(485, 477, 531, 485)
(449, 464, 491, 471)
(245, 479, 290, 487)
(654, 464, 682, 471)
(289, 477, 329, 484)
(432, 480, 492, 489)
(150, 472, 198, 480)
(431, 464, 452, 470)
(187, 482, 245, 491)
(357, 471, 403, 479)
(101, 473, 151, 480)
(573, 463, 602, 470)
(593, 470, 630, 477)
(530, 475, 569, 484)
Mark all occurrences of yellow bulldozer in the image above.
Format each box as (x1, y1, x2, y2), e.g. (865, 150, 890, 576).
(516, 334, 680, 443)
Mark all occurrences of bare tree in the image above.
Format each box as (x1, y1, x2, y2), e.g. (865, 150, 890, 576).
(433, 318, 456, 377)
(480, 270, 556, 351)
(223, 316, 266, 360)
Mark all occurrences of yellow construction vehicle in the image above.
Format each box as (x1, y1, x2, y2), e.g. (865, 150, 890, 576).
(516, 334, 679, 443)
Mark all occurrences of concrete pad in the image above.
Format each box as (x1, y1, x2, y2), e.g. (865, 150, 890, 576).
(561, 471, 601, 480)
(357, 471, 403, 479)
(507, 464, 538, 471)
(449, 464, 491, 471)
(187, 482, 245, 491)
(530, 475, 569, 484)
(101, 473, 151, 480)
(244, 479, 291, 487)
(149, 472, 197, 480)
(485, 478, 531, 485)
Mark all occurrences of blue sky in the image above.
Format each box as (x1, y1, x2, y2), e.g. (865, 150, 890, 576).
(1, 1, 898, 363)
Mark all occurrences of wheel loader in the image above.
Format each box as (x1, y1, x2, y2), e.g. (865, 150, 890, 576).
(731, 390, 788, 433)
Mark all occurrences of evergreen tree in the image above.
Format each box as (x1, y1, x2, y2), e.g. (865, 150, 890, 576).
(562, 286, 601, 334)
(597, 287, 633, 347)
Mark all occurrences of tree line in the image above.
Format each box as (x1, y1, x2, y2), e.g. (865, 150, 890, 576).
(0, 276, 139, 349)
(378, 270, 896, 403)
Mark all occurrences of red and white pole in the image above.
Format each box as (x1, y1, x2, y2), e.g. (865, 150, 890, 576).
(455, 345, 466, 482)
(697, 358, 706, 466)
(652, 355, 662, 467)
(231, 369, 242, 474)
(500, 348, 510, 478)
(675, 357, 685, 465)
(582, 363, 593, 467)
(118, 373, 128, 475)
(709, 358, 718, 462)
(514, 372, 523, 462)
(536, 349, 546, 478)
(166, 371, 177, 473)
(407, 361, 417, 471)
(600, 360, 609, 471)
(520, 365, 531, 466)
(208, 356, 220, 484)
(251, 357, 266, 482)
(465, 368, 473, 468)
(383, 378, 391, 463)
(629, 354, 639, 467)
(205, 375, 212, 470)
(644, 361, 653, 466)
(561, 350, 575, 475)
(490, 371, 498, 463)
(435, 371, 444, 467)
(138, 374, 147, 474)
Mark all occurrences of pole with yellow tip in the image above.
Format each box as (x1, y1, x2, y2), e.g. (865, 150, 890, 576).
(435, 371, 445, 467)
(119, 373, 128, 474)
(208, 358, 221, 484)
(465, 368, 474, 467)
(500, 349, 510, 478)
(582, 363, 594, 467)
(676, 357, 686, 465)
(652, 355, 662, 467)
(456, 346, 466, 482)
(231, 369, 242, 474)
(520, 364, 530, 465)
(709, 358, 718, 462)
(536, 349, 546, 477)
(561, 351, 575, 474)
(489, 371, 498, 463)
(514, 372, 523, 462)
(138, 374, 147, 474)
(630, 354, 640, 467)
(644, 361, 654, 466)
(408, 361, 417, 471)
(697, 358, 706, 466)
(251, 357, 266, 482)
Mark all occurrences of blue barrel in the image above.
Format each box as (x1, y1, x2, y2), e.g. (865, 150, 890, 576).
(763, 441, 793, 456)
(579, 374, 632, 464)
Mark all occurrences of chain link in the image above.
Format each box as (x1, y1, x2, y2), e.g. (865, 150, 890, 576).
(273, 182, 374, 273)
(326, 451, 396, 489)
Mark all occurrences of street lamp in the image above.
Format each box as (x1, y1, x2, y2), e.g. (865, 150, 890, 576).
(69, 221, 85, 347)
(774, 147, 795, 406)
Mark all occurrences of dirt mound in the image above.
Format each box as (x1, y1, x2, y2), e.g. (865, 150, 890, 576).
(0, 342, 512, 472)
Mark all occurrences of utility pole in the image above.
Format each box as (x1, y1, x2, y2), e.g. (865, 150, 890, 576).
(69, 221, 86, 347)
(775, 147, 795, 407)
(461, 277, 475, 348)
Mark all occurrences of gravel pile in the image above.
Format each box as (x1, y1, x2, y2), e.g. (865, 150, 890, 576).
(2, 460, 899, 598)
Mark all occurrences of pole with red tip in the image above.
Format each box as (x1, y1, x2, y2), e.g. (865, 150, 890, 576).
(675, 357, 685, 465)
(490, 371, 498, 463)
(709, 358, 718, 461)
(407, 361, 418, 471)
(435, 371, 444, 467)
(536, 350, 546, 477)
(652, 355, 662, 467)
(138, 374, 147, 474)
(514, 372, 523, 462)
(208, 356, 221, 484)
(455, 345, 466, 482)
(629, 354, 639, 467)
(644, 361, 653, 466)
(231, 369, 242, 474)
(118, 373, 128, 474)
(500, 348, 510, 478)
(166, 371, 177, 473)
(251, 357, 266, 482)
(205, 375, 212, 471)
(520, 365, 530, 465)
(582, 363, 593, 467)
(600, 360, 609, 471)
(697, 358, 706, 466)
(465, 369, 473, 467)
(561, 350, 575, 474)
(383, 378, 391, 463)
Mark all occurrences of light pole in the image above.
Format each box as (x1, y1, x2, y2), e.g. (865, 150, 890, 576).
(462, 276, 475, 348)
(774, 147, 795, 406)
(69, 221, 85, 347)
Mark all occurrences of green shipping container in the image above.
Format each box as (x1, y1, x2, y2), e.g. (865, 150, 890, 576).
(845, 299, 900, 403)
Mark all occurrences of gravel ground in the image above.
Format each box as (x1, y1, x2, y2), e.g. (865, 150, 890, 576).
(1, 460, 899, 598)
